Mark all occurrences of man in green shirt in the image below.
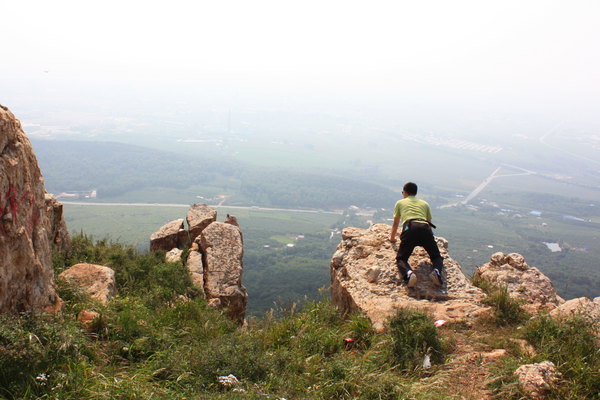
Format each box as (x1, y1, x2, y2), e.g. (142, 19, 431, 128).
(389, 182, 444, 288)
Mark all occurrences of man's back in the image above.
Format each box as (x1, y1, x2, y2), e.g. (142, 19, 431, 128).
(394, 196, 432, 224)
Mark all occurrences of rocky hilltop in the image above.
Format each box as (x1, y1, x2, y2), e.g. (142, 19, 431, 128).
(150, 204, 248, 324)
(331, 224, 598, 330)
(331, 224, 600, 398)
(0, 105, 69, 313)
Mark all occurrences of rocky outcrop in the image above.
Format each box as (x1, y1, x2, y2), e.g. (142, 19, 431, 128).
(150, 219, 186, 251)
(330, 224, 488, 331)
(149, 205, 247, 323)
(0, 105, 62, 313)
(187, 204, 217, 241)
(474, 252, 564, 313)
(58, 263, 117, 305)
(550, 296, 600, 324)
(44, 193, 71, 253)
(199, 222, 247, 324)
(514, 361, 561, 399)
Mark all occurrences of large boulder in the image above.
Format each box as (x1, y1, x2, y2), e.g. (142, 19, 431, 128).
(150, 219, 186, 251)
(330, 224, 488, 331)
(0, 105, 62, 313)
(199, 222, 247, 323)
(186, 204, 217, 242)
(58, 263, 117, 305)
(474, 252, 564, 313)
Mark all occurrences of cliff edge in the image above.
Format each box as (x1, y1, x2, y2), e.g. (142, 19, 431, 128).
(0, 105, 68, 313)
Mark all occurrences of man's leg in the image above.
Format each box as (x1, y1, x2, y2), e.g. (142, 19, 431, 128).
(396, 229, 417, 286)
(419, 229, 444, 286)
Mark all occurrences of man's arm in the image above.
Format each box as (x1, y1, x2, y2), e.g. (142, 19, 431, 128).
(389, 216, 401, 242)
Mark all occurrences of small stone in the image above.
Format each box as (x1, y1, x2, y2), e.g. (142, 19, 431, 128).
(515, 361, 561, 399)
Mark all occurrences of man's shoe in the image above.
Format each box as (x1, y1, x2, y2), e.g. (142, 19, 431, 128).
(406, 270, 417, 288)
(430, 269, 443, 287)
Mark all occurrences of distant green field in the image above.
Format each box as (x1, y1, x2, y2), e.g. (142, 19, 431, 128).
(64, 196, 600, 316)
(63, 204, 344, 314)
(63, 204, 341, 249)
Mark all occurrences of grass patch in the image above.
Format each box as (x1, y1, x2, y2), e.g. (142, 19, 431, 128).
(387, 308, 446, 370)
(523, 315, 600, 399)
(472, 274, 529, 326)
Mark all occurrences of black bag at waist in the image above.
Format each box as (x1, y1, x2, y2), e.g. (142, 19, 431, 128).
(403, 218, 437, 229)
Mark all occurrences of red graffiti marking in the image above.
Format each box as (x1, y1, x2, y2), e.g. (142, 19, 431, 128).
(0, 185, 40, 237)
(0, 192, 5, 236)
(7, 184, 18, 225)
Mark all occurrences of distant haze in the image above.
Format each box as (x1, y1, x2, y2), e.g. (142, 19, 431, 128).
(2, 0, 600, 121)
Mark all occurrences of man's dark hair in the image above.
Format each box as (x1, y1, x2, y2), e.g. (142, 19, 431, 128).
(403, 182, 418, 196)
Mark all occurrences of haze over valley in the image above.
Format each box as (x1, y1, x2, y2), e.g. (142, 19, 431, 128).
(2, 1, 599, 312)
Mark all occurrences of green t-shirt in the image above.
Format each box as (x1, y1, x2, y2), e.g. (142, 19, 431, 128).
(393, 196, 432, 224)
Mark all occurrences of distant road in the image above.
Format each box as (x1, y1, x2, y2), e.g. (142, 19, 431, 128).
(539, 122, 600, 166)
(61, 201, 344, 215)
(440, 164, 536, 208)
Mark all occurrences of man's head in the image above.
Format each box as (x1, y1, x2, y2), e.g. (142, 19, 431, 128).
(403, 182, 418, 197)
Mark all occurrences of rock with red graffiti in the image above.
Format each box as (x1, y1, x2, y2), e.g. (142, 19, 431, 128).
(0, 105, 62, 313)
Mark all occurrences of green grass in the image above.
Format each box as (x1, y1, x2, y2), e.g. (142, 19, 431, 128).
(269, 235, 294, 245)
(2, 237, 598, 399)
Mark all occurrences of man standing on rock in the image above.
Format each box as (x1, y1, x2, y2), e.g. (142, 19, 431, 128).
(389, 182, 444, 288)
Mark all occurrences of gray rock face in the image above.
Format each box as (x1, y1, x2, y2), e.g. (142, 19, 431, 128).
(199, 222, 247, 323)
(330, 224, 488, 331)
(0, 105, 62, 313)
(58, 263, 117, 305)
(150, 219, 186, 251)
(187, 204, 217, 242)
(474, 252, 564, 313)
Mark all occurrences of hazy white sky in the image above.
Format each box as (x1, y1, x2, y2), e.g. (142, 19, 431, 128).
(2, 0, 599, 116)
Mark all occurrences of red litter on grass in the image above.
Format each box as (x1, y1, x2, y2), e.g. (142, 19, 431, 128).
(434, 320, 447, 327)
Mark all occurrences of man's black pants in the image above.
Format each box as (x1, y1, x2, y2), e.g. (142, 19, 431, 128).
(395, 220, 444, 280)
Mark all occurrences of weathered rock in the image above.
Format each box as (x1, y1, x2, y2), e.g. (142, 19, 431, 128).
(77, 310, 100, 330)
(44, 193, 71, 253)
(330, 224, 488, 331)
(514, 361, 561, 399)
(199, 222, 247, 323)
(186, 249, 204, 293)
(165, 248, 183, 263)
(0, 105, 62, 313)
(475, 252, 563, 313)
(58, 263, 117, 305)
(549, 296, 600, 324)
(186, 204, 217, 242)
(224, 213, 239, 228)
(150, 219, 185, 251)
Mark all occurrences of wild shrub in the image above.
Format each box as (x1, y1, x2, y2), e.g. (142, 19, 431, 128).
(482, 285, 529, 326)
(387, 308, 444, 370)
(473, 273, 529, 326)
(60, 233, 197, 305)
(524, 315, 600, 399)
(0, 312, 91, 398)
